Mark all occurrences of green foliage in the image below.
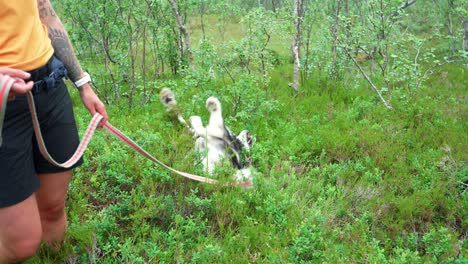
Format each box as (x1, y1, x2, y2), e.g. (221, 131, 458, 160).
(32, 1, 468, 263)
(289, 222, 325, 262)
(48, 61, 465, 262)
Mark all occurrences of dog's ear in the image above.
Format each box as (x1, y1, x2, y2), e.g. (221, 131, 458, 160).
(246, 132, 253, 147)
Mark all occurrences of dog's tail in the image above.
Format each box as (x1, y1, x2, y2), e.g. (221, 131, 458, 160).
(160, 88, 190, 128)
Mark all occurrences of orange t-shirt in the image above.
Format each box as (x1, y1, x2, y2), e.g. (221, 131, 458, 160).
(0, 0, 54, 71)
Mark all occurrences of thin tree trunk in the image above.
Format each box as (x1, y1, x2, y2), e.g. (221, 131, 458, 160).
(447, 0, 454, 36)
(344, 0, 350, 38)
(142, 25, 148, 103)
(303, 24, 312, 82)
(291, 0, 303, 91)
(447, 0, 456, 55)
(199, 1, 206, 39)
(331, 0, 342, 79)
(464, 19, 468, 51)
(127, 16, 135, 109)
(168, 0, 195, 71)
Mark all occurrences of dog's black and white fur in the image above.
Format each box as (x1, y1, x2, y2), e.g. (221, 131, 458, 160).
(160, 88, 253, 183)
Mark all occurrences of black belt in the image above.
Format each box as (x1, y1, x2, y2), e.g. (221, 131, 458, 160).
(27, 56, 68, 94)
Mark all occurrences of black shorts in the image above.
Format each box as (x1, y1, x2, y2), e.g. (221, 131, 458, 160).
(0, 57, 83, 208)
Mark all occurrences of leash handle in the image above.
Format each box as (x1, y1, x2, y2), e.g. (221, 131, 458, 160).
(0, 83, 252, 187)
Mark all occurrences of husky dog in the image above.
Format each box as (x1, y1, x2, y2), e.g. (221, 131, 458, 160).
(160, 88, 253, 183)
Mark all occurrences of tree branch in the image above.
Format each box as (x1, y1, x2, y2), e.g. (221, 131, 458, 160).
(341, 43, 393, 109)
(393, 0, 417, 17)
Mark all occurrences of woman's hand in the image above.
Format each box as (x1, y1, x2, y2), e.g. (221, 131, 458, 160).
(0, 68, 34, 100)
(78, 83, 108, 127)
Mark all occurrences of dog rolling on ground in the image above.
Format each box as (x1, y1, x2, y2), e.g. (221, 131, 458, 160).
(160, 88, 253, 184)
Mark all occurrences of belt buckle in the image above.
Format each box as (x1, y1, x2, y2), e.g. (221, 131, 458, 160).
(32, 80, 44, 94)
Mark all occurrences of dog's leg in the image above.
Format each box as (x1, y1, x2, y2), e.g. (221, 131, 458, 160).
(205, 97, 225, 139)
(189, 116, 206, 138)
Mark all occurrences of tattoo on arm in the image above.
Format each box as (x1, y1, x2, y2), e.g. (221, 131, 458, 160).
(37, 0, 56, 20)
(47, 28, 82, 81)
(38, 0, 82, 81)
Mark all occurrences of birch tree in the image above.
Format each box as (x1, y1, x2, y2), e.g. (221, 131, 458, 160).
(330, 0, 342, 80)
(168, 0, 195, 71)
(464, 19, 468, 51)
(291, 0, 304, 91)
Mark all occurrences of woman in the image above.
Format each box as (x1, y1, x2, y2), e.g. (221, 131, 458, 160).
(0, 0, 108, 262)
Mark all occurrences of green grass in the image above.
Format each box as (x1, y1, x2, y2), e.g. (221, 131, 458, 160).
(28, 5, 467, 263)
(27, 60, 466, 263)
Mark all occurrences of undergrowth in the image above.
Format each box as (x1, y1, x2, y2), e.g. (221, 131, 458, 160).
(26, 62, 467, 263)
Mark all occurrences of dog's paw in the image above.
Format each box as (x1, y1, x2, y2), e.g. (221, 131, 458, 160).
(160, 88, 176, 110)
(206, 97, 221, 113)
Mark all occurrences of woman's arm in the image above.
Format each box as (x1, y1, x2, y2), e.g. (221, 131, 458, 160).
(37, 0, 108, 124)
(37, 0, 82, 82)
